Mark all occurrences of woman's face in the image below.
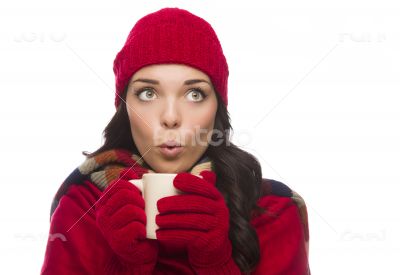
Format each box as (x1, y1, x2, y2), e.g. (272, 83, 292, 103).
(125, 64, 218, 173)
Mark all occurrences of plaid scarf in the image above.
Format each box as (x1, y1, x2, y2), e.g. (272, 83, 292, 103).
(50, 148, 213, 219)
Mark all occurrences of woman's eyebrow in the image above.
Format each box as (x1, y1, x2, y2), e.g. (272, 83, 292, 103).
(183, 79, 210, 86)
(131, 78, 211, 86)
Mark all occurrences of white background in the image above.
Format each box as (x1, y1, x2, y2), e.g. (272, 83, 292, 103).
(1, 0, 399, 274)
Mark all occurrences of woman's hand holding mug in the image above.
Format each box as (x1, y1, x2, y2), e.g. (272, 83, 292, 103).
(155, 171, 241, 273)
(95, 168, 158, 274)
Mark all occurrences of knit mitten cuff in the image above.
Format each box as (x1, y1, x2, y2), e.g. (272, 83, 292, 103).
(189, 234, 232, 268)
(106, 255, 157, 275)
(192, 257, 241, 275)
(124, 262, 157, 275)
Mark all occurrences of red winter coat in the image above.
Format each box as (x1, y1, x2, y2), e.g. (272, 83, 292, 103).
(41, 178, 310, 274)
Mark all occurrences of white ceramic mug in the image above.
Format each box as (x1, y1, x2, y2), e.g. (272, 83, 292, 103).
(129, 173, 180, 239)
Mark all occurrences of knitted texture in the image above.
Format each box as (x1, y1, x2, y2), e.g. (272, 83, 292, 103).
(44, 148, 311, 274)
(95, 171, 158, 273)
(259, 178, 310, 246)
(156, 171, 240, 273)
(113, 7, 229, 108)
(50, 148, 213, 219)
(49, 149, 309, 262)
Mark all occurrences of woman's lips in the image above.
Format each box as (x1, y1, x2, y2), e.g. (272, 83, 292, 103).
(158, 146, 184, 158)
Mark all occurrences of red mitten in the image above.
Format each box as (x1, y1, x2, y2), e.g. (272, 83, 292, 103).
(156, 171, 241, 274)
(95, 168, 158, 274)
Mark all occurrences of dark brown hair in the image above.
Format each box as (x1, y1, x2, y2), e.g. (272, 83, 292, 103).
(83, 87, 263, 273)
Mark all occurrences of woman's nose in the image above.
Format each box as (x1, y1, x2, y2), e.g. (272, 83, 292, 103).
(160, 100, 181, 129)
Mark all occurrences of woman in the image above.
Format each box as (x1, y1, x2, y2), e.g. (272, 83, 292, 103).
(41, 7, 311, 275)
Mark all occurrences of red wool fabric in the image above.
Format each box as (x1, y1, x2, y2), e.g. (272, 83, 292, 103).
(113, 7, 229, 108)
(95, 179, 159, 274)
(41, 178, 309, 274)
(155, 171, 240, 274)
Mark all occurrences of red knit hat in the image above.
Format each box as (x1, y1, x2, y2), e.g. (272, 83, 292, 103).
(113, 7, 229, 108)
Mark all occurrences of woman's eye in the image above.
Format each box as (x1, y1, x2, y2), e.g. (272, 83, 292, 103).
(187, 88, 206, 102)
(135, 88, 156, 101)
(135, 87, 206, 102)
